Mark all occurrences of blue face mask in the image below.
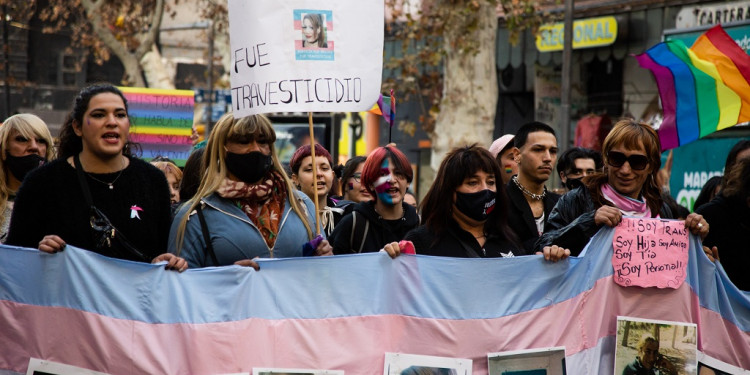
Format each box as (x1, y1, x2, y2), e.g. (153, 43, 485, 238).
(455, 189, 496, 222)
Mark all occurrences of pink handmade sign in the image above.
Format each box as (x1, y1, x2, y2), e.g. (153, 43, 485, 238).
(612, 217, 689, 288)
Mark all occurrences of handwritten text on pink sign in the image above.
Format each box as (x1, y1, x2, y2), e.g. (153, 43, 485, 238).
(612, 218, 689, 289)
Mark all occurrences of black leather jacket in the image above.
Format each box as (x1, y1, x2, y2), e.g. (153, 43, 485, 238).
(534, 186, 673, 256)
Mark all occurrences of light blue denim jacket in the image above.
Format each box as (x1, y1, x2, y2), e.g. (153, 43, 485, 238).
(168, 190, 320, 268)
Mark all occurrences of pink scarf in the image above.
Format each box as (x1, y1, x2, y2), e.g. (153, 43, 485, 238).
(600, 183, 657, 218)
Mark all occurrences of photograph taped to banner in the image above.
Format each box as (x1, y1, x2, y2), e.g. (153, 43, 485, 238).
(615, 316, 697, 375)
(293, 9, 334, 61)
(253, 368, 343, 375)
(26, 358, 111, 375)
(487, 347, 566, 375)
(227, 0, 383, 117)
(384, 353, 472, 375)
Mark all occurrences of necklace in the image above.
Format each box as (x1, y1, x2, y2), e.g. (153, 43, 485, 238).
(513, 175, 546, 201)
(85, 157, 126, 190)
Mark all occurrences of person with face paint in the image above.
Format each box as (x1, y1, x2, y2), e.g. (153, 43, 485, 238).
(0, 114, 53, 242)
(169, 112, 332, 269)
(328, 145, 419, 255)
(488, 134, 519, 186)
(403, 145, 522, 257)
(7, 84, 187, 271)
(338, 156, 372, 204)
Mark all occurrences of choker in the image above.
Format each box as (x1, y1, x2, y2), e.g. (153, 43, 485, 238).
(513, 175, 546, 201)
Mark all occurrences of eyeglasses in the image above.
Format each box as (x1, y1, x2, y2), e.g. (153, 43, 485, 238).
(607, 151, 649, 171)
(351, 173, 362, 183)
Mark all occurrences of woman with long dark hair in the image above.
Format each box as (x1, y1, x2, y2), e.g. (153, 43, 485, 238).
(7, 83, 186, 271)
(404, 145, 520, 257)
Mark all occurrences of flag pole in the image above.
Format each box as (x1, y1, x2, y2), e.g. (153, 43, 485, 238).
(308, 112, 321, 236)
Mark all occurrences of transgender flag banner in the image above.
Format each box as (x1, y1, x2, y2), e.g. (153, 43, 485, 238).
(0, 226, 748, 374)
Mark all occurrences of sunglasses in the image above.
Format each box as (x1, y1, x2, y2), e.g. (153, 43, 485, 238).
(607, 151, 649, 171)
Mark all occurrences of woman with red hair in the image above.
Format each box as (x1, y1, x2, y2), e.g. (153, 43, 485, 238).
(329, 145, 419, 254)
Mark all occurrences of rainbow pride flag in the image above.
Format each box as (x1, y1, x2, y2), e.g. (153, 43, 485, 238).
(635, 25, 750, 151)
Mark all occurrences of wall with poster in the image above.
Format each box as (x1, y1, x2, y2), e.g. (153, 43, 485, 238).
(120, 87, 195, 166)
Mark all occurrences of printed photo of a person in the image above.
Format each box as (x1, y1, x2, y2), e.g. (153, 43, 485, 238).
(301, 13, 327, 49)
(622, 335, 677, 375)
(400, 367, 456, 375)
(615, 317, 697, 375)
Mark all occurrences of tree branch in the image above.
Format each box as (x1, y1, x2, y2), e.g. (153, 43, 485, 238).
(135, 0, 164, 59)
(80, 0, 145, 86)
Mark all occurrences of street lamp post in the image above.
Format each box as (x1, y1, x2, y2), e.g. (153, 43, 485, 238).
(3, 4, 10, 120)
(560, 0, 574, 152)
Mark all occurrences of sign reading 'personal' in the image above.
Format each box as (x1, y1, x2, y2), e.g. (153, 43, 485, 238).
(612, 217, 689, 289)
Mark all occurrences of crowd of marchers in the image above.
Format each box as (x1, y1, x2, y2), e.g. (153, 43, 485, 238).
(2, 83, 748, 293)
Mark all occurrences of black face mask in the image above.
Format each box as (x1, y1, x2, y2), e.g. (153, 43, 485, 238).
(225, 151, 273, 184)
(6, 153, 45, 182)
(564, 177, 584, 191)
(455, 189, 496, 222)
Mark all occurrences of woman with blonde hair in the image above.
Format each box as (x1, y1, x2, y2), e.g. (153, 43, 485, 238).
(168, 112, 332, 269)
(0, 114, 54, 241)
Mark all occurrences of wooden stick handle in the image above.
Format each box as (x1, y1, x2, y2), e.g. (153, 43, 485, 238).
(308, 112, 321, 236)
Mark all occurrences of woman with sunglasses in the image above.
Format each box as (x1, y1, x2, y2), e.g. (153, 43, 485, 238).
(534, 119, 710, 260)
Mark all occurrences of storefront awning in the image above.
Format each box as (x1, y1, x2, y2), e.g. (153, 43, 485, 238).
(497, 8, 671, 69)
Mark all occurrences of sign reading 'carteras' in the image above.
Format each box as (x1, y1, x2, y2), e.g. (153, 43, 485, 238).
(227, 0, 384, 118)
(612, 217, 689, 289)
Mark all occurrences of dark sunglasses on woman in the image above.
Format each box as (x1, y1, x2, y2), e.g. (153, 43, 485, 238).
(606, 151, 649, 170)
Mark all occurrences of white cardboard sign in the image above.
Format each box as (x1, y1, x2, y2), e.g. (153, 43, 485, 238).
(228, 0, 384, 117)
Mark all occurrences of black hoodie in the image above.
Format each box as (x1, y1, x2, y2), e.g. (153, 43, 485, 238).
(329, 200, 420, 254)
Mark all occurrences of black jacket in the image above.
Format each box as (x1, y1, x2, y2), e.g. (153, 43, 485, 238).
(7, 158, 172, 261)
(696, 193, 750, 290)
(330, 200, 420, 254)
(506, 180, 560, 255)
(535, 186, 673, 256)
(404, 218, 519, 258)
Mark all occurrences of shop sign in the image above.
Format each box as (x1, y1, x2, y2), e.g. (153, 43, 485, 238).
(676, 1, 750, 29)
(536, 16, 617, 52)
(665, 23, 750, 54)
